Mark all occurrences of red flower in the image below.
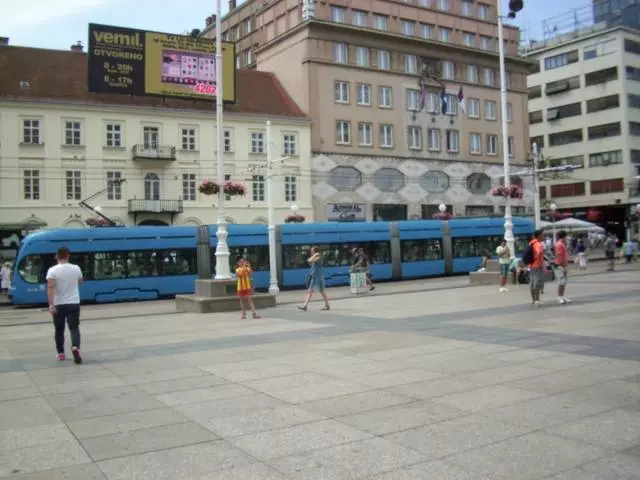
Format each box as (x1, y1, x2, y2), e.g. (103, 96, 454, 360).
(491, 185, 523, 199)
(285, 214, 305, 223)
(199, 179, 220, 195)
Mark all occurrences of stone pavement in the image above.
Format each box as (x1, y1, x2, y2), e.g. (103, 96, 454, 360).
(0, 269, 639, 479)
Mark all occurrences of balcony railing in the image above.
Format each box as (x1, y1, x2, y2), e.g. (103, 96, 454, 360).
(132, 144, 176, 161)
(127, 199, 183, 214)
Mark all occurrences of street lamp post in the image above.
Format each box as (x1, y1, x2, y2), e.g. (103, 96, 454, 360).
(213, 0, 231, 280)
(497, 0, 515, 258)
(550, 203, 557, 244)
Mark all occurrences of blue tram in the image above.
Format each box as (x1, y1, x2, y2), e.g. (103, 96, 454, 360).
(9, 217, 534, 305)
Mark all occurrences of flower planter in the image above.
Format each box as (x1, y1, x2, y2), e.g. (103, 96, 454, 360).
(491, 185, 524, 200)
(285, 214, 305, 223)
(199, 180, 220, 196)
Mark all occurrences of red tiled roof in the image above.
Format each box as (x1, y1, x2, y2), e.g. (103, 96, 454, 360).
(0, 45, 306, 118)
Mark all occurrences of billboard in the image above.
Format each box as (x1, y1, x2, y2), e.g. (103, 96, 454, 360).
(87, 23, 236, 102)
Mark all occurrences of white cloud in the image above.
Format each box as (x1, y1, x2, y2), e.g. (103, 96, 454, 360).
(0, 0, 119, 29)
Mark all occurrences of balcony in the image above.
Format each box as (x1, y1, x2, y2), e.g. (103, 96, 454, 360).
(128, 199, 183, 214)
(132, 144, 176, 161)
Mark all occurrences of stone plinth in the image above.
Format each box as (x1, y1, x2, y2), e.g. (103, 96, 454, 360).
(469, 260, 554, 286)
(175, 279, 277, 314)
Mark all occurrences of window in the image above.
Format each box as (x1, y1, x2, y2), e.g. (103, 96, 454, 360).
(426, 91, 438, 113)
(545, 75, 580, 95)
(401, 239, 443, 262)
(22, 119, 41, 144)
(506, 103, 512, 122)
(352, 10, 367, 26)
(380, 124, 393, 148)
(441, 61, 454, 80)
(284, 176, 297, 202)
(224, 174, 231, 201)
(355, 47, 370, 67)
(469, 133, 482, 154)
(65, 170, 82, 200)
(627, 66, 640, 82)
(23, 170, 40, 200)
(467, 98, 480, 118)
(486, 134, 498, 155)
(461, 0, 473, 16)
(463, 32, 475, 47)
(547, 102, 582, 120)
(439, 28, 452, 42)
(625, 38, 640, 55)
(588, 122, 621, 140)
(107, 171, 122, 200)
(182, 173, 196, 201)
(585, 66, 618, 86)
(508, 136, 515, 157)
(482, 68, 494, 86)
(466, 173, 491, 194)
(479, 36, 492, 50)
(528, 85, 542, 99)
(427, 128, 440, 151)
(283, 242, 391, 269)
(378, 86, 392, 108)
(530, 135, 544, 149)
(250, 132, 264, 153)
(334, 81, 349, 103)
(404, 54, 418, 74)
(589, 150, 623, 167)
(377, 50, 390, 70)
(591, 178, 624, 195)
(142, 126, 159, 150)
(586, 94, 619, 113)
(224, 129, 233, 152)
(549, 129, 583, 147)
(544, 50, 578, 70)
(373, 14, 387, 31)
(336, 120, 351, 144)
(446, 130, 459, 152)
(402, 20, 414, 36)
(453, 235, 506, 258)
(64, 120, 82, 146)
(419, 23, 433, 39)
(144, 173, 160, 200)
(437, 0, 449, 11)
(252, 175, 265, 201)
(550, 182, 585, 198)
(355, 84, 371, 106)
(181, 127, 197, 151)
(408, 126, 422, 150)
(358, 122, 373, 146)
(484, 100, 497, 120)
(333, 43, 348, 63)
(477, 3, 489, 20)
(406, 89, 420, 111)
(548, 155, 584, 168)
(283, 133, 297, 155)
(445, 94, 458, 115)
(466, 65, 478, 83)
(630, 122, 640, 136)
(529, 110, 543, 124)
(105, 122, 122, 147)
(331, 6, 345, 22)
(629, 93, 640, 108)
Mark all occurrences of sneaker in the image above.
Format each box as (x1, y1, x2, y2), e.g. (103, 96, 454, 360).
(563, 297, 572, 303)
(558, 297, 566, 305)
(503, 287, 509, 292)
(56, 353, 65, 361)
(533, 301, 541, 307)
(71, 346, 82, 365)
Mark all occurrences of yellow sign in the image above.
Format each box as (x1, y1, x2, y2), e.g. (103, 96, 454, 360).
(88, 23, 236, 103)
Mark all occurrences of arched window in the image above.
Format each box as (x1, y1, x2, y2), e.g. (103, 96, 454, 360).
(144, 173, 160, 200)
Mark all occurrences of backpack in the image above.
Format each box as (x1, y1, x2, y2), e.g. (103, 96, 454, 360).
(522, 243, 534, 265)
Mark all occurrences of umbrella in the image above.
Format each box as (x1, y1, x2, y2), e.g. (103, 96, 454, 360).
(548, 217, 605, 233)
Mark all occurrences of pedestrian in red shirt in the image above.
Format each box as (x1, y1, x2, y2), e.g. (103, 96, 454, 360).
(554, 230, 571, 304)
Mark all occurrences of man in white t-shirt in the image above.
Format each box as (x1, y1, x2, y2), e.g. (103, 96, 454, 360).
(46, 246, 83, 364)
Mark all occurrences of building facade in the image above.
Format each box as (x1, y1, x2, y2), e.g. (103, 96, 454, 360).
(0, 44, 312, 257)
(202, 0, 534, 222)
(524, 25, 640, 237)
(593, 0, 640, 30)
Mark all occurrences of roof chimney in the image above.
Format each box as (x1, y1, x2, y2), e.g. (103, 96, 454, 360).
(70, 41, 83, 52)
(229, 0, 237, 10)
(0, 37, 9, 46)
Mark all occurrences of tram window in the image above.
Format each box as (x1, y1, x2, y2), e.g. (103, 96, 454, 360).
(211, 246, 270, 272)
(400, 239, 443, 262)
(93, 252, 128, 280)
(282, 242, 391, 269)
(514, 235, 529, 254)
(161, 250, 197, 275)
(452, 236, 504, 258)
(69, 253, 92, 280)
(17, 255, 47, 283)
(125, 251, 160, 278)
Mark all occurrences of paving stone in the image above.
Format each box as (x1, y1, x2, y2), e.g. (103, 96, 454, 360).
(0, 387, 40, 402)
(155, 383, 255, 406)
(0, 463, 106, 480)
(0, 440, 91, 477)
(242, 372, 338, 393)
(560, 380, 640, 409)
(229, 419, 372, 460)
(0, 397, 61, 430)
(66, 407, 189, 439)
(299, 390, 417, 418)
(267, 379, 372, 404)
(95, 440, 256, 480)
(117, 367, 209, 386)
(460, 364, 552, 386)
(80, 421, 217, 461)
(545, 453, 640, 479)
(26, 365, 115, 386)
(135, 373, 226, 395)
(215, 363, 308, 382)
(432, 385, 546, 413)
(338, 400, 464, 435)
(39, 377, 126, 397)
(174, 393, 286, 423)
(388, 376, 484, 400)
(447, 432, 609, 480)
(366, 460, 493, 480)
(0, 425, 74, 452)
(0, 372, 34, 390)
(186, 462, 289, 480)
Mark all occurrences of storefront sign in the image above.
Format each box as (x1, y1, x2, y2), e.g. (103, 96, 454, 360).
(327, 203, 366, 222)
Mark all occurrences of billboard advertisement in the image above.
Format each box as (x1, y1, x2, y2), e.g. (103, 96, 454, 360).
(87, 23, 236, 102)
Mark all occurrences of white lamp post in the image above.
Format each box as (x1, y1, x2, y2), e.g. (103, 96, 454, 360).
(213, 0, 231, 280)
(497, 0, 515, 259)
(550, 203, 557, 244)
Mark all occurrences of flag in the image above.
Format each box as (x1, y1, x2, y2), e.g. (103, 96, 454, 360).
(457, 86, 465, 114)
(440, 90, 448, 116)
(418, 79, 426, 111)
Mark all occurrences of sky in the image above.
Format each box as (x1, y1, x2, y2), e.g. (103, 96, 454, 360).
(0, 0, 593, 51)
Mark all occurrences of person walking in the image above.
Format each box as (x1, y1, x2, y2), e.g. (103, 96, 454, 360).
(576, 239, 587, 269)
(525, 229, 545, 307)
(0, 261, 11, 293)
(554, 230, 571, 304)
(46, 247, 83, 364)
(604, 233, 616, 271)
(298, 246, 330, 311)
(496, 239, 510, 292)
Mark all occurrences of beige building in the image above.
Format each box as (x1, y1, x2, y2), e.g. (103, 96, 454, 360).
(524, 24, 640, 236)
(202, 0, 533, 222)
(0, 43, 312, 256)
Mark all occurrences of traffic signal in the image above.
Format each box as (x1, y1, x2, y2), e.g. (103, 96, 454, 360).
(507, 0, 523, 18)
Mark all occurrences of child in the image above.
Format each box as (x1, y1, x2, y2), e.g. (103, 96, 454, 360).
(235, 256, 260, 319)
